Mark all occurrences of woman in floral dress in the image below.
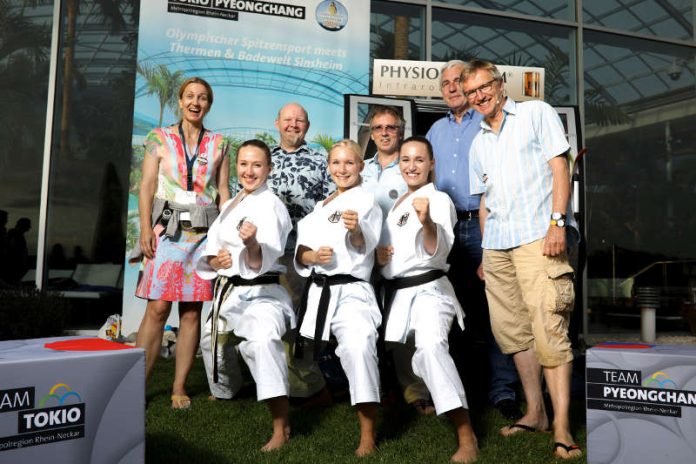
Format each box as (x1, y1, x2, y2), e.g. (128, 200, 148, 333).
(134, 77, 230, 409)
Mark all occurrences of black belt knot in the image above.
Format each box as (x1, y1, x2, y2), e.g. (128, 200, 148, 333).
(209, 272, 280, 383)
(457, 210, 479, 220)
(380, 269, 447, 335)
(294, 270, 363, 360)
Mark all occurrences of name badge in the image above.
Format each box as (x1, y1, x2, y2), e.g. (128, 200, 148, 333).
(175, 190, 197, 205)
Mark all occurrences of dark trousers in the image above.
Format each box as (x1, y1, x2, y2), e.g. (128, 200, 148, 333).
(448, 216, 518, 405)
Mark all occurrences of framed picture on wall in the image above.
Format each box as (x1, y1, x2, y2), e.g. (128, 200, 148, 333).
(344, 94, 417, 160)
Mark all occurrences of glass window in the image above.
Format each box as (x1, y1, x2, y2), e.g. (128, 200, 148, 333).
(43, 1, 138, 310)
(0, 2, 54, 286)
(438, 0, 574, 21)
(371, 1, 426, 61)
(584, 0, 693, 42)
(432, 8, 576, 105)
(583, 30, 696, 333)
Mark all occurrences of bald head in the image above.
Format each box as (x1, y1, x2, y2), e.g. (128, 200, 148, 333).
(275, 102, 310, 151)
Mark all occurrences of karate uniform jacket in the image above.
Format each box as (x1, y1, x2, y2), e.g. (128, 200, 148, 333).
(196, 184, 295, 334)
(294, 185, 383, 341)
(379, 183, 464, 343)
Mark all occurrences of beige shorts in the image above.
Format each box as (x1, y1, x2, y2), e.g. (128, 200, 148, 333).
(482, 239, 574, 367)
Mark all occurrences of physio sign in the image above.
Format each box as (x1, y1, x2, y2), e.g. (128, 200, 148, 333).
(372, 59, 545, 101)
(0, 383, 85, 452)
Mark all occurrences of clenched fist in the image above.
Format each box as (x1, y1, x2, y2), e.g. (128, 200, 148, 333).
(412, 197, 432, 225)
(342, 209, 360, 232)
(238, 220, 258, 246)
(209, 249, 232, 270)
(314, 246, 334, 265)
(376, 245, 394, 266)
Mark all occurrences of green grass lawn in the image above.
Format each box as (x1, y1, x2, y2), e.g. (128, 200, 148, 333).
(145, 358, 586, 463)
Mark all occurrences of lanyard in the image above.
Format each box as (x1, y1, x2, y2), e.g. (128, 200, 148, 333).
(178, 123, 206, 191)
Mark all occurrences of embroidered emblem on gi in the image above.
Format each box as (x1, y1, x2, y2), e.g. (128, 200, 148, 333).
(482, 174, 488, 183)
(389, 189, 399, 199)
(328, 211, 342, 223)
(397, 212, 409, 227)
(237, 217, 247, 230)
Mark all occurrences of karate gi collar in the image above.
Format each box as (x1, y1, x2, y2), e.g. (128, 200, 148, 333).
(219, 183, 270, 220)
(392, 182, 436, 213)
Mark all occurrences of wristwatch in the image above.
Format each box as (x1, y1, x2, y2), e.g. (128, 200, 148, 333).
(550, 212, 566, 227)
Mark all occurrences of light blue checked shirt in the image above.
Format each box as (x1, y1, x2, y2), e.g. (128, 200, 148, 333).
(469, 99, 574, 250)
(426, 108, 483, 213)
(361, 154, 407, 217)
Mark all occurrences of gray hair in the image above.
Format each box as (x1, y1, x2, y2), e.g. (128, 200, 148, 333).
(439, 59, 467, 86)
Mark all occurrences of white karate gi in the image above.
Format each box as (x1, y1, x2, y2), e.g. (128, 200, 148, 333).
(196, 184, 294, 401)
(380, 182, 468, 414)
(294, 185, 383, 405)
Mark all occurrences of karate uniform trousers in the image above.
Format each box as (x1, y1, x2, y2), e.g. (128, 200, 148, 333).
(380, 183, 469, 414)
(295, 185, 383, 405)
(196, 185, 295, 401)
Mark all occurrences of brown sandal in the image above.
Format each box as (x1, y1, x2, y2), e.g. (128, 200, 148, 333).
(171, 394, 191, 410)
(553, 442, 582, 459)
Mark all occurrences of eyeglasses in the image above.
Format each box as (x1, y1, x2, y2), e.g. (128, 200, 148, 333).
(463, 78, 497, 100)
(441, 77, 461, 89)
(371, 124, 400, 133)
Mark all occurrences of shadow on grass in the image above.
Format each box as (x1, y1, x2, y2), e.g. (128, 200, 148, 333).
(288, 401, 338, 439)
(146, 431, 229, 462)
(145, 356, 587, 463)
(378, 398, 422, 441)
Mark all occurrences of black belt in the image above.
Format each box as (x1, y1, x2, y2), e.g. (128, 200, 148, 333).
(229, 273, 280, 286)
(457, 210, 479, 220)
(294, 270, 363, 360)
(381, 269, 446, 335)
(209, 272, 280, 383)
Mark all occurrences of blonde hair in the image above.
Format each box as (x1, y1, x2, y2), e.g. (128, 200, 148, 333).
(178, 77, 214, 106)
(460, 59, 503, 84)
(329, 139, 363, 161)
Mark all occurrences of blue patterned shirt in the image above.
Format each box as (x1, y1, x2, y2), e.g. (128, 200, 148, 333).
(268, 143, 335, 249)
(426, 109, 483, 212)
(469, 99, 574, 250)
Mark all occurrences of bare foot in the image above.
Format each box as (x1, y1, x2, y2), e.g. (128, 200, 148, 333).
(452, 425, 478, 463)
(355, 437, 377, 457)
(355, 402, 377, 457)
(451, 443, 478, 463)
(261, 426, 290, 452)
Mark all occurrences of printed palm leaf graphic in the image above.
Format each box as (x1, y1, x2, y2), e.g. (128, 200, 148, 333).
(137, 62, 186, 127)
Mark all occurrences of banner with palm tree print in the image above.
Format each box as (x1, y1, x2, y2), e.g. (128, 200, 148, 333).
(122, 0, 370, 333)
